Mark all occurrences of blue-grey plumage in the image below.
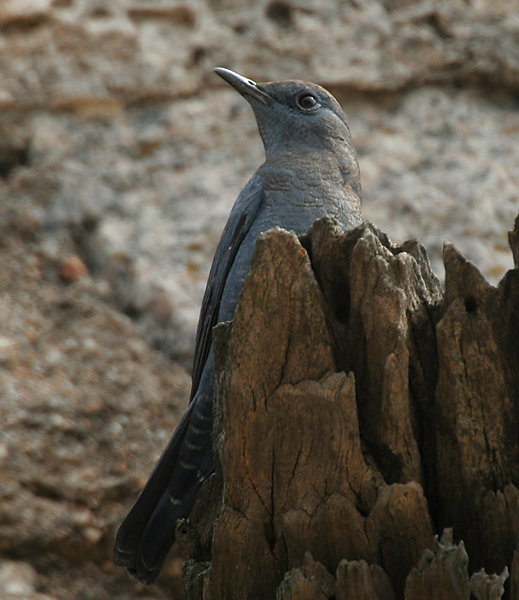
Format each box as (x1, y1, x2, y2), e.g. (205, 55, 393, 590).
(113, 67, 363, 583)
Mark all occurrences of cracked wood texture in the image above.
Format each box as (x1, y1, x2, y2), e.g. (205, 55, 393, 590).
(179, 214, 519, 600)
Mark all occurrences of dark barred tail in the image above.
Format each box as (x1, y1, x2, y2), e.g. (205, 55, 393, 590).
(113, 386, 214, 584)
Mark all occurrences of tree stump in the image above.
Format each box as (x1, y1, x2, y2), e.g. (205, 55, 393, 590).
(179, 214, 519, 600)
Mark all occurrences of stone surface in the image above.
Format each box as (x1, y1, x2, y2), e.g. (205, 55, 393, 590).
(2, 0, 519, 105)
(0, 209, 189, 598)
(1, 1, 518, 599)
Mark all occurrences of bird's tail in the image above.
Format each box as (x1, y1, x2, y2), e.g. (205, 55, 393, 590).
(113, 388, 214, 584)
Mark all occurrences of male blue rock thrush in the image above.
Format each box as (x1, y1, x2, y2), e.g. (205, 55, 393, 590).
(113, 67, 363, 583)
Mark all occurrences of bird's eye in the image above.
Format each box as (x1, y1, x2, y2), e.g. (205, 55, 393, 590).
(297, 94, 319, 111)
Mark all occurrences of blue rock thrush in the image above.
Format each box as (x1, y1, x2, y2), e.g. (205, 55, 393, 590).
(113, 67, 363, 583)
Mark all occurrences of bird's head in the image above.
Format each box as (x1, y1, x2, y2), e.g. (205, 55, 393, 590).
(214, 67, 358, 164)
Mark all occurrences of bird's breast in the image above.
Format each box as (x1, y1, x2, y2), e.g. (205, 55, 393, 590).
(261, 167, 360, 224)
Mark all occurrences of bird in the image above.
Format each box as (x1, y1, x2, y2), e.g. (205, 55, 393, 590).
(113, 67, 363, 584)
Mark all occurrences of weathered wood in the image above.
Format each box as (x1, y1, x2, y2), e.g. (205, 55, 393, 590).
(510, 547, 519, 600)
(404, 529, 470, 600)
(336, 559, 395, 600)
(470, 566, 509, 600)
(181, 214, 519, 600)
(509, 214, 519, 269)
(276, 552, 336, 600)
(436, 244, 519, 574)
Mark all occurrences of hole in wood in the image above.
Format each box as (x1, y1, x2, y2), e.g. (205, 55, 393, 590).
(464, 296, 478, 313)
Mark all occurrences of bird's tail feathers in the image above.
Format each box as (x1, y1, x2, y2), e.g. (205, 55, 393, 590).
(114, 390, 214, 584)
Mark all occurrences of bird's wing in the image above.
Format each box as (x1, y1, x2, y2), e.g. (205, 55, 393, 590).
(189, 174, 265, 399)
(113, 175, 264, 573)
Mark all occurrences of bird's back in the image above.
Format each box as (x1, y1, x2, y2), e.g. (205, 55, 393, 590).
(218, 162, 361, 320)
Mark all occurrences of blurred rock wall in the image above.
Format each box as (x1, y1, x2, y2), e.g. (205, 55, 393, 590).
(1, 1, 518, 599)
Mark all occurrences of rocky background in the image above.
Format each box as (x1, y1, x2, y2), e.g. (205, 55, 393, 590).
(0, 1, 518, 599)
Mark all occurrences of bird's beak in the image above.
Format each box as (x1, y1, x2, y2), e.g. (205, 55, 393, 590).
(214, 67, 274, 106)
